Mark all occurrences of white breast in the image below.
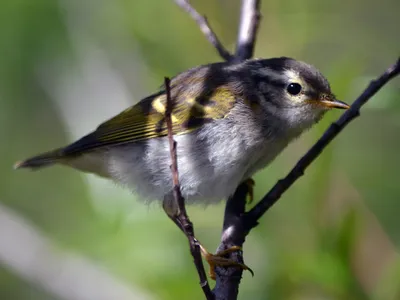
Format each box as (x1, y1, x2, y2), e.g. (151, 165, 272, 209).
(105, 117, 291, 205)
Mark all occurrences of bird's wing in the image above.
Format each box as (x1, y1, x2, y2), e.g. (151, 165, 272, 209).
(62, 80, 237, 155)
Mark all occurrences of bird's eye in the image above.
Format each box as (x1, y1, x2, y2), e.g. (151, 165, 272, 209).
(287, 83, 302, 95)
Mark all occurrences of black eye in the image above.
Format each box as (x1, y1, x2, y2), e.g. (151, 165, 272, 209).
(287, 83, 302, 95)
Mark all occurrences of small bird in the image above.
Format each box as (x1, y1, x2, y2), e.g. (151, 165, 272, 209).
(15, 57, 349, 278)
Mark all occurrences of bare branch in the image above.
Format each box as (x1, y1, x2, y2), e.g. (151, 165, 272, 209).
(164, 77, 214, 300)
(235, 0, 262, 61)
(174, 0, 233, 61)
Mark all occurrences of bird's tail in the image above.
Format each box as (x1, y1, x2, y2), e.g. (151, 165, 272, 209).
(14, 148, 64, 170)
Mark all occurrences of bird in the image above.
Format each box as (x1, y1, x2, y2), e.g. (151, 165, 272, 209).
(14, 57, 349, 279)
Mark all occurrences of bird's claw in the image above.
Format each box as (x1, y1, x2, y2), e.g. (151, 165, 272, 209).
(199, 244, 254, 280)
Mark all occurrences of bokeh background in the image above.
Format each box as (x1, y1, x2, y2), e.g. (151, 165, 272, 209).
(1, 0, 399, 299)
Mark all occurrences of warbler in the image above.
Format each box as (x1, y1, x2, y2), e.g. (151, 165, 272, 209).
(15, 57, 349, 278)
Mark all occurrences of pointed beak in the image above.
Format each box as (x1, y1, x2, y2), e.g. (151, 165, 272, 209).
(319, 95, 350, 109)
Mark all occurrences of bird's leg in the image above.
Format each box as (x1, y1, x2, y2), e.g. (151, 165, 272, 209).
(244, 178, 255, 204)
(163, 192, 253, 280)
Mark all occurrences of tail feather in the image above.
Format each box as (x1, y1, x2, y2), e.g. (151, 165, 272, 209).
(14, 148, 64, 170)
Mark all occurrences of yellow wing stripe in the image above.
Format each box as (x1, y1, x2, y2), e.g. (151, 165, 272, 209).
(99, 126, 184, 142)
(78, 84, 237, 149)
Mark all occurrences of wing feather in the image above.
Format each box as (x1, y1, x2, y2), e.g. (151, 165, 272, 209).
(62, 79, 237, 156)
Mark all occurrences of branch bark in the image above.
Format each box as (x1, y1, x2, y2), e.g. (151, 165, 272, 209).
(213, 183, 254, 300)
(235, 0, 262, 61)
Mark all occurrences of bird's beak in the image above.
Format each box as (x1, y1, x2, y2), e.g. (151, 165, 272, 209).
(319, 95, 350, 109)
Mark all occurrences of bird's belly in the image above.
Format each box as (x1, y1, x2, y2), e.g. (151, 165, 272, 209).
(107, 139, 248, 204)
(104, 116, 292, 204)
(107, 137, 286, 205)
(242, 140, 288, 180)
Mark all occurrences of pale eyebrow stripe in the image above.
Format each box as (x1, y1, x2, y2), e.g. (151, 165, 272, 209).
(283, 69, 303, 84)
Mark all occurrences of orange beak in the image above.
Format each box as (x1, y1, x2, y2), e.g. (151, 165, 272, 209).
(320, 98, 350, 109)
(313, 94, 350, 109)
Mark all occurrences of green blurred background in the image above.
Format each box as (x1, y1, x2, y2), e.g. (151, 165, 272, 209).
(1, 0, 399, 299)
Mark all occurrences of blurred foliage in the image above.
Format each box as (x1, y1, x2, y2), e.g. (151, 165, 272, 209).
(0, 0, 399, 299)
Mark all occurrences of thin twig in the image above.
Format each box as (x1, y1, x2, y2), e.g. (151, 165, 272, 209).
(235, 0, 262, 61)
(164, 78, 185, 216)
(244, 58, 400, 225)
(174, 0, 233, 61)
(164, 77, 214, 300)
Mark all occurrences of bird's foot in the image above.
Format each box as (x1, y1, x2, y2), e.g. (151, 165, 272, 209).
(198, 244, 254, 280)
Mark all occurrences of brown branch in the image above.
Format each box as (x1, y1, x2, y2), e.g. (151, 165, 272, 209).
(164, 77, 214, 300)
(174, 0, 233, 61)
(235, 0, 262, 61)
(213, 183, 253, 300)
